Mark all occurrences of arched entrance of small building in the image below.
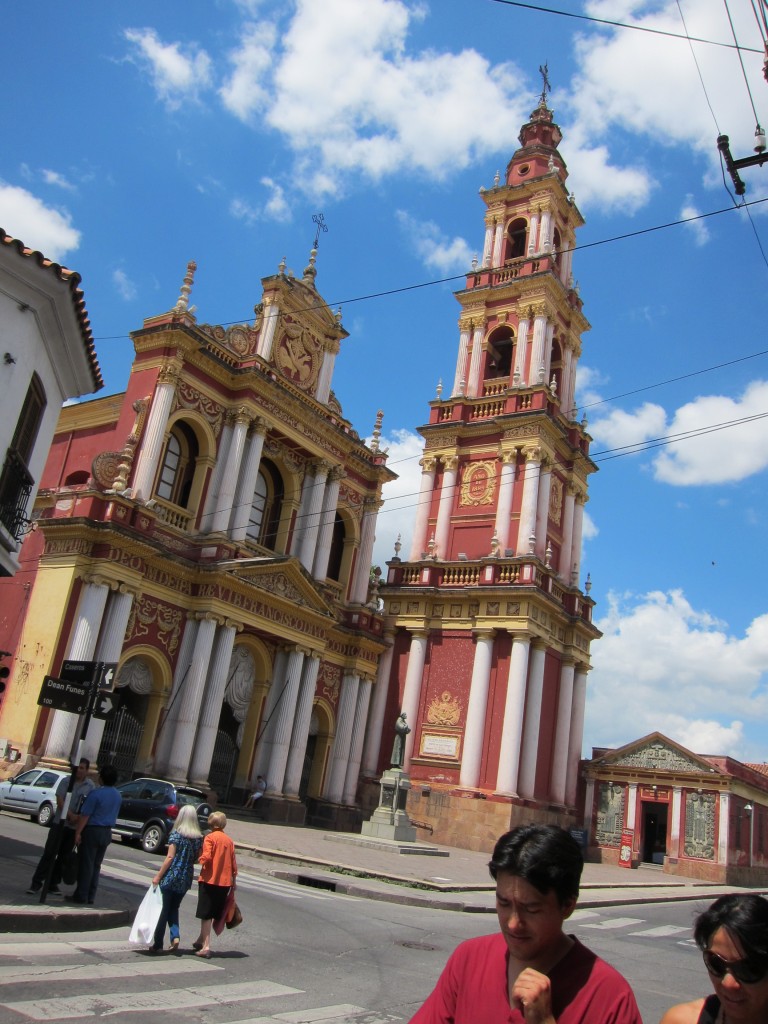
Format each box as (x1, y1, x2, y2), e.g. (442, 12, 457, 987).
(641, 800, 668, 864)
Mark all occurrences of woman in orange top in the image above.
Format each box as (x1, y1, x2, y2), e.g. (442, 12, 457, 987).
(193, 811, 237, 958)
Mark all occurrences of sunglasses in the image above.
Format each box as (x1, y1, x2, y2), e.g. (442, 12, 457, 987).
(703, 950, 768, 985)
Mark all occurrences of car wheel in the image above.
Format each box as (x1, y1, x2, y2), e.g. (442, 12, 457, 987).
(37, 802, 54, 826)
(141, 824, 166, 854)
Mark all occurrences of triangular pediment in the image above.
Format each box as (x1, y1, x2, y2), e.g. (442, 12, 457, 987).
(588, 732, 721, 776)
(216, 555, 335, 618)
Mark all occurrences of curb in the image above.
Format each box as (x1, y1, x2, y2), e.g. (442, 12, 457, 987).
(0, 907, 132, 933)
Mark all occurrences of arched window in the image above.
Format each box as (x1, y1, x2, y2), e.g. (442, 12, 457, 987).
(505, 218, 528, 261)
(156, 422, 198, 508)
(484, 326, 515, 381)
(549, 337, 563, 396)
(246, 460, 283, 549)
(326, 513, 346, 581)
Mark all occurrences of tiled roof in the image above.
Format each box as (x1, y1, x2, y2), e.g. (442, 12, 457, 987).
(745, 762, 768, 777)
(0, 229, 103, 392)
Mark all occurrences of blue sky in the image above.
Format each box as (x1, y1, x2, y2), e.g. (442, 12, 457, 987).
(3, 0, 768, 762)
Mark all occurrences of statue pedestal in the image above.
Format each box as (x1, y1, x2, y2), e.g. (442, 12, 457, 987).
(361, 767, 417, 842)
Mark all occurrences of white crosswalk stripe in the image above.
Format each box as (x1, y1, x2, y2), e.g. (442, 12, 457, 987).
(579, 916, 645, 930)
(628, 924, 690, 937)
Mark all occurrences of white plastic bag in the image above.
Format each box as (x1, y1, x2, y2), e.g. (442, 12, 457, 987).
(129, 884, 163, 945)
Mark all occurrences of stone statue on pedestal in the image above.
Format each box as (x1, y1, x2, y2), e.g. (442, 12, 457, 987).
(390, 712, 411, 768)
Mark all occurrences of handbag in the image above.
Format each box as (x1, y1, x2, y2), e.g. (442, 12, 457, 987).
(61, 847, 78, 886)
(128, 884, 163, 945)
(213, 885, 236, 936)
(226, 901, 243, 929)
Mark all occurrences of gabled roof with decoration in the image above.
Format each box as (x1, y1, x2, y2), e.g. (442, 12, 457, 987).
(0, 228, 103, 392)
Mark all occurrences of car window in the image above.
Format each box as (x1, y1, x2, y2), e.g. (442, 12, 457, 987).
(177, 790, 204, 808)
(13, 771, 40, 786)
(34, 772, 60, 789)
(140, 782, 169, 801)
(118, 781, 144, 799)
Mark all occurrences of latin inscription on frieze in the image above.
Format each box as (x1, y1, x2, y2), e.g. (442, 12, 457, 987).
(614, 741, 703, 773)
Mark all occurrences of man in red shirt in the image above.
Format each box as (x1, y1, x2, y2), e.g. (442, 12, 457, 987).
(410, 824, 642, 1024)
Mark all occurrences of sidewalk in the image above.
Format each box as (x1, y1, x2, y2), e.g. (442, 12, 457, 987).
(0, 810, 759, 932)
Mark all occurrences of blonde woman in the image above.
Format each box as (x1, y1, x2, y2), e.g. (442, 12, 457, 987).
(193, 811, 237, 958)
(149, 804, 203, 952)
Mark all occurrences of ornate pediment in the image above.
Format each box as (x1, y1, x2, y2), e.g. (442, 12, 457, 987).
(593, 732, 718, 775)
(219, 556, 335, 617)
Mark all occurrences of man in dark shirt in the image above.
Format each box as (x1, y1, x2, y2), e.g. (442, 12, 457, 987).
(67, 763, 122, 905)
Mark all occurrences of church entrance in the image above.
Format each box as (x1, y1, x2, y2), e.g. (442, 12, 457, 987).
(641, 802, 668, 864)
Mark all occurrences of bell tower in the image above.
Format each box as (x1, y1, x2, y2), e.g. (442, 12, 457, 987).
(378, 95, 600, 850)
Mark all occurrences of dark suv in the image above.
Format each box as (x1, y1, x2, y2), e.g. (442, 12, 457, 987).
(113, 777, 211, 853)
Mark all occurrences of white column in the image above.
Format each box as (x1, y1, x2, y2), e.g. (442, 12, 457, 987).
(571, 494, 586, 585)
(82, 587, 136, 763)
(550, 659, 575, 805)
(495, 635, 530, 796)
(561, 347, 575, 416)
(543, 322, 555, 383)
(433, 455, 458, 559)
(165, 614, 218, 781)
(210, 411, 250, 534)
(131, 372, 178, 501)
(466, 325, 485, 397)
(517, 449, 541, 555)
(513, 317, 529, 386)
(626, 783, 638, 837)
(539, 209, 552, 252)
(44, 577, 111, 761)
(265, 647, 305, 795)
(409, 457, 437, 560)
(482, 224, 494, 267)
(561, 242, 573, 285)
(299, 461, 330, 572)
(312, 468, 343, 580)
(493, 451, 517, 553)
(530, 314, 548, 386)
(257, 297, 280, 361)
(350, 498, 379, 604)
(153, 614, 198, 775)
(342, 677, 373, 804)
(535, 462, 552, 560)
(492, 221, 504, 267)
(401, 631, 428, 766)
(315, 341, 339, 404)
(230, 419, 267, 540)
(361, 635, 394, 776)
(252, 648, 288, 781)
(324, 672, 360, 803)
(188, 622, 238, 786)
(717, 792, 730, 866)
(283, 654, 321, 798)
(290, 465, 316, 556)
(452, 327, 472, 396)
(200, 419, 233, 530)
(559, 485, 576, 583)
(565, 667, 588, 806)
(518, 642, 546, 799)
(670, 786, 683, 860)
(527, 212, 540, 255)
(584, 778, 595, 834)
(460, 631, 495, 789)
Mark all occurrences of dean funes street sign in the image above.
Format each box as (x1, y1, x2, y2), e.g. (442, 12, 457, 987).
(37, 676, 91, 715)
(92, 692, 119, 720)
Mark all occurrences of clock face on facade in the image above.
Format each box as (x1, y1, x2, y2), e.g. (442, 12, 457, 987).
(275, 327, 321, 392)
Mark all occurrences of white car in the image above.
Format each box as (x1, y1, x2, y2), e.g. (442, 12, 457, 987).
(0, 767, 70, 825)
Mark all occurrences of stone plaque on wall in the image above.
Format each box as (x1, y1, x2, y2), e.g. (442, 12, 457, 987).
(684, 792, 716, 860)
(420, 733, 460, 759)
(596, 782, 624, 848)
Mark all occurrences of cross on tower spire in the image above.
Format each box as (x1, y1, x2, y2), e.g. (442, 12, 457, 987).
(312, 212, 328, 250)
(538, 62, 551, 106)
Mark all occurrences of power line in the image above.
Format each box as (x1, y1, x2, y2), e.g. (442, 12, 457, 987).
(487, 0, 764, 53)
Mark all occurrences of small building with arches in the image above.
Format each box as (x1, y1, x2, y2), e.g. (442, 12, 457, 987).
(0, 250, 395, 827)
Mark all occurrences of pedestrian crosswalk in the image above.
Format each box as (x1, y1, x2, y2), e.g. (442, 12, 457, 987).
(0, 937, 402, 1023)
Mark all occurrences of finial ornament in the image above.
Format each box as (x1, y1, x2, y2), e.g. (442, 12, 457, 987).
(370, 409, 384, 452)
(173, 260, 197, 314)
(436, 379, 443, 400)
(490, 532, 500, 558)
(279, 256, 287, 275)
(585, 572, 592, 594)
(493, 170, 500, 187)
(393, 534, 402, 559)
(538, 62, 551, 106)
(545, 541, 553, 568)
(471, 253, 478, 271)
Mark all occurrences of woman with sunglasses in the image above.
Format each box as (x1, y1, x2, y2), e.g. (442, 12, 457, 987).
(660, 894, 768, 1023)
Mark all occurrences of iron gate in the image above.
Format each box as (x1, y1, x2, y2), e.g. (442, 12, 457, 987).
(208, 729, 239, 802)
(97, 705, 142, 781)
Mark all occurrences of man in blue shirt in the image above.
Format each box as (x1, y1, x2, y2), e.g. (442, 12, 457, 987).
(67, 764, 122, 905)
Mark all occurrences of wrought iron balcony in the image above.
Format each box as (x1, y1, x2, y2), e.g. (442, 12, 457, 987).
(0, 448, 34, 541)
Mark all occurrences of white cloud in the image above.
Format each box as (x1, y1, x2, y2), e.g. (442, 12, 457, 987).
(371, 427, 425, 567)
(219, 22, 276, 121)
(680, 196, 710, 246)
(590, 402, 668, 453)
(261, 177, 291, 222)
(653, 380, 768, 484)
(41, 169, 76, 192)
(124, 28, 213, 110)
(396, 210, 472, 273)
(585, 589, 768, 758)
(230, 196, 260, 226)
(113, 268, 137, 301)
(0, 183, 80, 262)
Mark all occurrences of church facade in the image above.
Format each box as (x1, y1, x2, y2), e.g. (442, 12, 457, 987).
(0, 251, 394, 826)
(375, 99, 600, 851)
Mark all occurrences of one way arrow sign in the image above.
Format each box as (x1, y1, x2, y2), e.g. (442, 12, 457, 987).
(93, 693, 119, 720)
